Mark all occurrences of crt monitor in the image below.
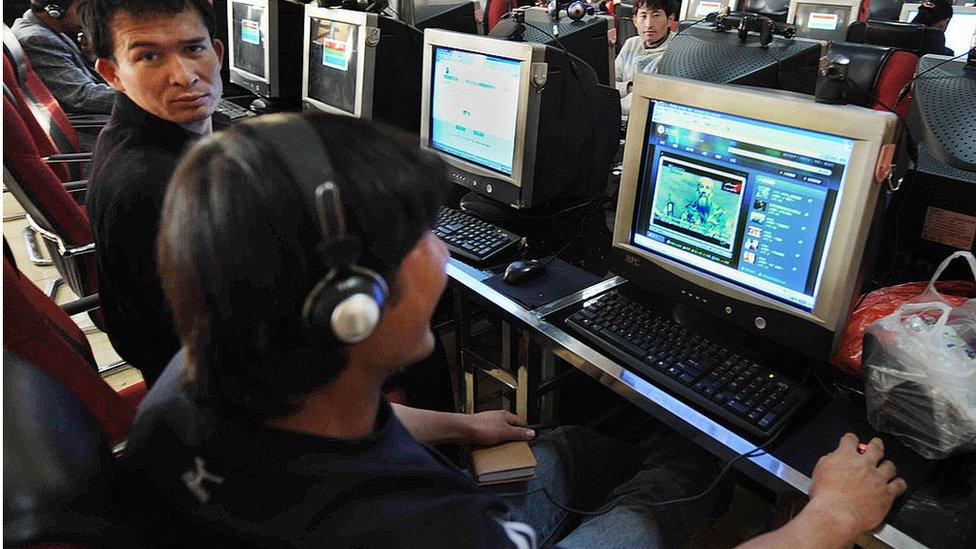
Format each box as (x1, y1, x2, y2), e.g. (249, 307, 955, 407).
(302, 7, 424, 133)
(414, 1, 479, 34)
(787, 0, 860, 42)
(655, 24, 821, 94)
(679, 0, 738, 21)
(612, 73, 897, 360)
(900, 4, 976, 56)
(488, 7, 616, 86)
(227, 0, 304, 100)
(420, 29, 621, 212)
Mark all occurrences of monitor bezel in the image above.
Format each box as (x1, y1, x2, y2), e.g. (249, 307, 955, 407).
(228, 0, 275, 95)
(301, 7, 377, 119)
(787, 0, 860, 39)
(613, 74, 896, 352)
(420, 29, 545, 208)
(678, 0, 737, 22)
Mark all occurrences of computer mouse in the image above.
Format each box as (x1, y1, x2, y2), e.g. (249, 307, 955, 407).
(503, 259, 546, 286)
(249, 98, 269, 113)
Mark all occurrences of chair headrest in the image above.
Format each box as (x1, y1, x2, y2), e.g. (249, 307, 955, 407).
(846, 20, 946, 56)
(738, 0, 790, 17)
(824, 42, 894, 107)
(2, 24, 28, 83)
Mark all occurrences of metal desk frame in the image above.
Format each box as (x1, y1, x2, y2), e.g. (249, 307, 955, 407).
(447, 258, 925, 548)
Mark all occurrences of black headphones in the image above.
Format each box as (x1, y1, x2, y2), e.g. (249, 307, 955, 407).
(33, 1, 67, 19)
(243, 114, 388, 346)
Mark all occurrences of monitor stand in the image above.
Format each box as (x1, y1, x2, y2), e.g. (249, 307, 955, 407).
(459, 192, 512, 223)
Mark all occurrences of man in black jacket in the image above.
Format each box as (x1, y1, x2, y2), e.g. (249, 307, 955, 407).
(78, 0, 223, 386)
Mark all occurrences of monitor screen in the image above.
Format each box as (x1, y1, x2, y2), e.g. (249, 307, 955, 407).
(687, 0, 727, 18)
(429, 46, 522, 177)
(231, 1, 267, 78)
(629, 100, 855, 311)
(794, 3, 853, 40)
(306, 16, 361, 115)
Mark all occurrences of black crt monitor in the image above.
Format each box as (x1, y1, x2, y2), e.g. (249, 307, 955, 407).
(420, 29, 621, 212)
(414, 2, 479, 34)
(655, 24, 822, 94)
(227, 0, 305, 100)
(302, 7, 424, 133)
(614, 73, 898, 360)
(787, 0, 860, 42)
(488, 7, 616, 86)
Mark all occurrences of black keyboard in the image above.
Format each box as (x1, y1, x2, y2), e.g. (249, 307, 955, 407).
(434, 207, 521, 264)
(215, 98, 256, 122)
(566, 291, 808, 438)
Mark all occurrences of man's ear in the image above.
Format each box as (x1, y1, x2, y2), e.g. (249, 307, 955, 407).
(95, 58, 125, 92)
(212, 38, 224, 69)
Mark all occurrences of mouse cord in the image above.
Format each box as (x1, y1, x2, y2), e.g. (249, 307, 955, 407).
(539, 199, 609, 268)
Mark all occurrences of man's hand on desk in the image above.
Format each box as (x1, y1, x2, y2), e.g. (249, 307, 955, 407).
(737, 433, 906, 549)
(464, 410, 536, 447)
(391, 404, 535, 446)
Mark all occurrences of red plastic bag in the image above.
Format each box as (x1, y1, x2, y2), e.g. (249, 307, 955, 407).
(831, 280, 976, 377)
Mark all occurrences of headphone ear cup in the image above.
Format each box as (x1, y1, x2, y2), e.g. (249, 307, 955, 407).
(302, 269, 388, 345)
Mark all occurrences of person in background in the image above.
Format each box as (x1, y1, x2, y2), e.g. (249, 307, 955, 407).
(910, 0, 955, 55)
(615, 0, 677, 118)
(11, 0, 116, 114)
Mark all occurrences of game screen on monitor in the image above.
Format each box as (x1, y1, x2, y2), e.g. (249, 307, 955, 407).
(429, 46, 522, 177)
(307, 17, 360, 115)
(630, 101, 855, 311)
(794, 4, 852, 40)
(232, 1, 266, 78)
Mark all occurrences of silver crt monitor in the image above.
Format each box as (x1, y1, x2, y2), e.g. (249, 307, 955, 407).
(679, 0, 737, 21)
(301, 7, 377, 118)
(420, 30, 545, 208)
(613, 74, 897, 359)
(787, 0, 860, 42)
(228, 0, 275, 96)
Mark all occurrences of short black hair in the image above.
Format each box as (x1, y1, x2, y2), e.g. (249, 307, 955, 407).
(633, 0, 678, 18)
(74, 0, 214, 59)
(158, 112, 447, 420)
(911, 0, 953, 27)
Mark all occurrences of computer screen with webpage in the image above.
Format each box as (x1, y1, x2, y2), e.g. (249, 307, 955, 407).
(681, 0, 732, 20)
(306, 15, 360, 115)
(793, 3, 853, 40)
(231, 0, 268, 79)
(429, 47, 523, 177)
(629, 100, 855, 311)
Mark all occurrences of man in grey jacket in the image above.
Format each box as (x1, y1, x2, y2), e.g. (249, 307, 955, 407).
(11, 0, 116, 114)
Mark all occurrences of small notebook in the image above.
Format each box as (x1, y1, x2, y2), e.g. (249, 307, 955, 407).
(470, 441, 537, 485)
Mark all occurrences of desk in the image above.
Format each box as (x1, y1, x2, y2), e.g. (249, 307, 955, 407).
(446, 256, 973, 549)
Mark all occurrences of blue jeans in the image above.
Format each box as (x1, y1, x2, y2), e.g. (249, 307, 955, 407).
(489, 426, 721, 548)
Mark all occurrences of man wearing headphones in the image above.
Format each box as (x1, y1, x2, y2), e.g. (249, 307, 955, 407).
(11, 0, 116, 114)
(124, 111, 907, 547)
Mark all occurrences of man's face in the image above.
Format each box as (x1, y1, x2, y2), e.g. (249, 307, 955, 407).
(633, 6, 674, 48)
(353, 232, 450, 374)
(96, 9, 223, 127)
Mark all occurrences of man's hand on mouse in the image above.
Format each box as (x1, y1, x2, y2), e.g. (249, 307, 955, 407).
(805, 433, 907, 544)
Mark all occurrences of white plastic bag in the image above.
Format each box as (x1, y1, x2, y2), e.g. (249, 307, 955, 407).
(864, 251, 976, 460)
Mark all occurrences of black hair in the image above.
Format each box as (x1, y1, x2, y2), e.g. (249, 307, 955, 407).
(633, 0, 678, 18)
(911, 0, 953, 27)
(157, 112, 447, 421)
(74, 0, 214, 59)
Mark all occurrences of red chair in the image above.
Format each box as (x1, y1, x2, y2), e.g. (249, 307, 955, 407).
(3, 95, 99, 304)
(3, 245, 145, 447)
(2, 24, 102, 180)
(485, 0, 519, 33)
(823, 42, 918, 119)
